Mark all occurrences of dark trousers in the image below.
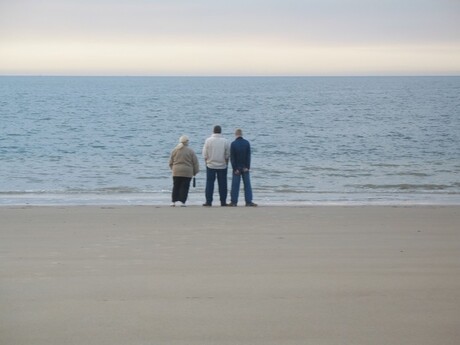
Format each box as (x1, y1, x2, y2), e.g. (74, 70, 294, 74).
(205, 167, 228, 205)
(172, 176, 192, 203)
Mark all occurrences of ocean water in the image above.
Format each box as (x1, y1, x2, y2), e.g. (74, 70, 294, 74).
(1, 76, 459, 205)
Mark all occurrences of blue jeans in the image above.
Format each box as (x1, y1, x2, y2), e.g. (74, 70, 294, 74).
(205, 167, 228, 205)
(231, 170, 253, 205)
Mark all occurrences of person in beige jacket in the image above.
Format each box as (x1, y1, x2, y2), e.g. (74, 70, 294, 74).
(169, 135, 199, 206)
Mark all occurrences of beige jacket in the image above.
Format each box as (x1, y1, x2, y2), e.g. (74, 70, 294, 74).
(169, 145, 199, 178)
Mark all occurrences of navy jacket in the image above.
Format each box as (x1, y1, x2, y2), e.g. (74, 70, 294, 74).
(230, 137, 251, 171)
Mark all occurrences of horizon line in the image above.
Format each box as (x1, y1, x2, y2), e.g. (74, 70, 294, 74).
(1, 74, 460, 78)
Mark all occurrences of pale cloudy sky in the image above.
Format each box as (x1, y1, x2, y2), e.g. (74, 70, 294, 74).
(1, 0, 459, 76)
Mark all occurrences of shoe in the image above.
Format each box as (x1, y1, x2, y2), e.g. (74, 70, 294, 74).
(170, 202, 176, 207)
(246, 202, 258, 207)
(180, 202, 186, 207)
(227, 203, 237, 207)
(202, 203, 212, 207)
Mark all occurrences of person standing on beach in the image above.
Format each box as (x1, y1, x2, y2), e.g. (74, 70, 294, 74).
(169, 135, 199, 207)
(229, 128, 257, 207)
(202, 125, 230, 206)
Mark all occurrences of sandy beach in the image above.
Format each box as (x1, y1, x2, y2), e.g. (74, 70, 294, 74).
(1, 205, 459, 345)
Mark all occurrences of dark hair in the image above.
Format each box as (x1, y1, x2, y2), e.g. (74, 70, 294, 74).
(213, 125, 222, 134)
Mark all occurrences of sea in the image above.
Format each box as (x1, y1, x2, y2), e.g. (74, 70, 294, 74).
(1, 76, 459, 206)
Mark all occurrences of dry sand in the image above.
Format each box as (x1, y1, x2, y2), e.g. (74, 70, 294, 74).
(1, 205, 459, 345)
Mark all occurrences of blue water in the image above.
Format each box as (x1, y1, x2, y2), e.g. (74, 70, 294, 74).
(1, 76, 459, 205)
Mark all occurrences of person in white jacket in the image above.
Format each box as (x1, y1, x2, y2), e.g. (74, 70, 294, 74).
(202, 125, 230, 206)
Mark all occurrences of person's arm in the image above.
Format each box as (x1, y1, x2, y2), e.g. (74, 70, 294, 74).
(225, 140, 230, 165)
(193, 152, 199, 176)
(202, 140, 208, 165)
(247, 142, 251, 170)
(230, 142, 236, 169)
(169, 151, 174, 170)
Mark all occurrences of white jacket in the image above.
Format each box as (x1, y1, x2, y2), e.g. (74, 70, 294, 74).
(202, 134, 230, 169)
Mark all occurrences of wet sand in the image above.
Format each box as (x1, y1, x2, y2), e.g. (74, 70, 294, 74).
(1, 206, 459, 345)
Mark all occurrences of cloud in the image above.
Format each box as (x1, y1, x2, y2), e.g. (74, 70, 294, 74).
(1, 37, 459, 76)
(1, 0, 459, 75)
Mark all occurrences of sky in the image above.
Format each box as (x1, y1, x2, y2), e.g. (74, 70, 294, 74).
(0, 0, 459, 76)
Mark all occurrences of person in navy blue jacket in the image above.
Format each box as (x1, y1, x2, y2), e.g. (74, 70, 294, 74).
(229, 128, 257, 207)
